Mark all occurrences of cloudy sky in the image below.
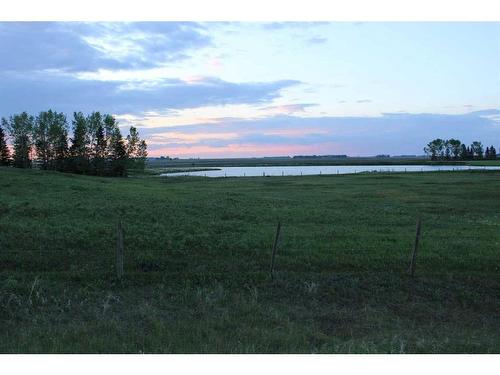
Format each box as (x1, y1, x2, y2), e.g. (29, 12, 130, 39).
(1, 22, 499, 157)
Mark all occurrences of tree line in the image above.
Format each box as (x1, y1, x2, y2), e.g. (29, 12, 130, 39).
(424, 138, 497, 161)
(0, 110, 147, 176)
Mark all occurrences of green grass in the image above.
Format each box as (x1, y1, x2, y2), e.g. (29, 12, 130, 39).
(146, 156, 436, 168)
(466, 160, 500, 166)
(0, 167, 499, 353)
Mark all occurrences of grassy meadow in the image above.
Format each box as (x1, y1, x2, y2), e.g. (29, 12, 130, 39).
(0, 167, 499, 353)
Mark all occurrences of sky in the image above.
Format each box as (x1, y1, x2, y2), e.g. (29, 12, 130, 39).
(0, 22, 499, 157)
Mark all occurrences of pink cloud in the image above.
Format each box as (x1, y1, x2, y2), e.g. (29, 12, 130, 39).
(207, 58, 223, 71)
(149, 141, 351, 158)
(260, 103, 315, 115)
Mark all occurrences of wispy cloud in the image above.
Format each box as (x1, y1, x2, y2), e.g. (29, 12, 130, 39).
(0, 22, 210, 72)
(307, 37, 328, 44)
(259, 103, 316, 115)
(0, 70, 301, 115)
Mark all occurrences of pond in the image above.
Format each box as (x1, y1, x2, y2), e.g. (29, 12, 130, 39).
(160, 165, 500, 177)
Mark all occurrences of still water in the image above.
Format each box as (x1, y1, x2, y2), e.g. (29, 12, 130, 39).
(161, 165, 500, 178)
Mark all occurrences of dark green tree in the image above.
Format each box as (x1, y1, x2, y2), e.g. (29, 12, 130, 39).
(467, 146, 473, 159)
(34, 110, 54, 169)
(109, 127, 128, 176)
(126, 126, 143, 169)
(126, 126, 140, 157)
(70, 112, 89, 173)
(54, 128, 69, 171)
(2, 112, 34, 168)
(2, 110, 146, 177)
(33, 110, 69, 170)
(0, 123, 11, 166)
(444, 140, 451, 160)
(87, 112, 103, 159)
(459, 143, 468, 160)
(136, 139, 148, 170)
(424, 138, 445, 160)
(471, 141, 484, 159)
(488, 145, 497, 160)
(447, 139, 462, 160)
(49, 112, 69, 171)
(92, 124, 108, 175)
(103, 114, 118, 157)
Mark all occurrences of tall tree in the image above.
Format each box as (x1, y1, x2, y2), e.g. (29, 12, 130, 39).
(86, 112, 103, 159)
(54, 127, 69, 171)
(33, 110, 69, 170)
(424, 139, 445, 160)
(444, 140, 451, 160)
(109, 127, 128, 176)
(70, 112, 89, 173)
(136, 139, 148, 170)
(126, 126, 140, 158)
(488, 145, 497, 160)
(459, 143, 468, 160)
(2, 112, 34, 168)
(103, 114, 118, 157)
(0, 123, 11, 166)
(448, 139, 462, 160)
(33, 110, 54, 169)
(92, 124, 107, 175)
(471, 141, 484, 159)
(50, 112, 69, 171)
(126, 126, 141, 169)
(2, 110, 147, 177)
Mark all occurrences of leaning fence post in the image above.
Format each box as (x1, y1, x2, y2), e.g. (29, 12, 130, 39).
(116, 218, 124, 280)
(270, 221, 282, 279)
(408, 218, 422, 277)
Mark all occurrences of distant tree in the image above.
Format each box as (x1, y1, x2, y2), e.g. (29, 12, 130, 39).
(444, 140, 451, 160)
(485, 147, 490, 160)
(2, 110, 147, 177)
(136, 139, 148, 170)
(459, 143, 468, 160)
(448, 139, 462, 160)
(467, 146, 474, 159)
(0, 123, 11, 166)
(471, 141, 484, 159)
(424, 138, 445, 160)
(2, 112, 34, 168)
(126, 126, 148, 170)
(488, 145, 497, 160)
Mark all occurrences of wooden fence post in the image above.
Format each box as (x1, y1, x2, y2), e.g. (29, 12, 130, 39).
(116, 219, 124, 280)
(408, 218, 422, 277)
(270, 221, 282, 279)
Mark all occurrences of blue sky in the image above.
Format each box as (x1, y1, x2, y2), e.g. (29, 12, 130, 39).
(1, 22, 499, 157)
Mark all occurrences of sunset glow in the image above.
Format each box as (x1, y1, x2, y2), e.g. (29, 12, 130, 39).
(0, 22, 499, 157)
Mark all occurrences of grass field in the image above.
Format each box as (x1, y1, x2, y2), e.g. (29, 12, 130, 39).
(0, 167, 499, 353)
